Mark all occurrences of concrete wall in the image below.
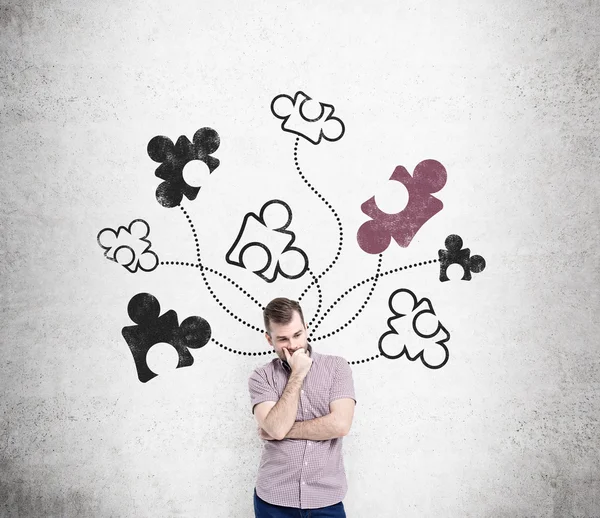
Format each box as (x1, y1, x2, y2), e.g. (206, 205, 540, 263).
(1, 0, 599, 516)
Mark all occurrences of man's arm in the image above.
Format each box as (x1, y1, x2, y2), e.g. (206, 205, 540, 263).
(281, 356, 356, 441)
(251, 349, 313, 440)
(254, 372, 304, 440)
(283, 398, 356, 440)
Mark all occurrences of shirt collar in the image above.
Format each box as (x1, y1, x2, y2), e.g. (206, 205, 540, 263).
(278, 342, 314, 372)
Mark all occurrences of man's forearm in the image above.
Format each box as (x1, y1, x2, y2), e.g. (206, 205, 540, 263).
(263, 373, 304, 440)
(284, 414, 346, 441)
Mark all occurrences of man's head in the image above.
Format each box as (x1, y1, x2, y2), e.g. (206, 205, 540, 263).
(263, 297, 309, 362)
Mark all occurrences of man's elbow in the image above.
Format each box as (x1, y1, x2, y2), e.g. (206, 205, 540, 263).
(338, 419, 352, 437)
(263, 419, 287, 441)
(266, 424, 286, 441)
(272, 430, 287, 441)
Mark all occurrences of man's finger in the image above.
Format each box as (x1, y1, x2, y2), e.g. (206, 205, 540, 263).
(283, 348, 291, 361)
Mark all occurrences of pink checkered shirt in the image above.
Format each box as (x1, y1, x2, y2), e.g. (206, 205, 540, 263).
(248, 344, 356, 509)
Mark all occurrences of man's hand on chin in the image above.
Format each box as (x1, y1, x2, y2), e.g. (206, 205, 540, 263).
(258, 427, 277, 441)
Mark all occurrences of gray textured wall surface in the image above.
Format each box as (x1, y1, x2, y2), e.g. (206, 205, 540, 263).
(1, 0, 599, 517)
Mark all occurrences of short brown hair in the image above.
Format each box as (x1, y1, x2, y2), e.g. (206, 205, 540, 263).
(263, 298, 305, 334)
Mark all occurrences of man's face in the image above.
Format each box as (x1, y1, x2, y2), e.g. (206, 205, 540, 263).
(265, 310, 309, 363)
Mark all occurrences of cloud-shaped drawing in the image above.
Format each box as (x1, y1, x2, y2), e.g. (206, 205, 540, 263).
(147, 127, 220, 208)
(97, 219, 158, 273)
(226, 199, 309, 283)
(271, 91, 345, 145)
(378, 288, 450, 369)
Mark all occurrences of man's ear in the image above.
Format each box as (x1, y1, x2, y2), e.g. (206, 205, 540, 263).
(265, 332, 272, 346)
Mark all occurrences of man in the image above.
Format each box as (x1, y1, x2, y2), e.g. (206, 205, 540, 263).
(248, 297, 356, 517)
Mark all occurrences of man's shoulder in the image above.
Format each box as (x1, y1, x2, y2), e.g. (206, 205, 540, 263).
(313, 351, 350, 371)
(249, 357, 279, 379)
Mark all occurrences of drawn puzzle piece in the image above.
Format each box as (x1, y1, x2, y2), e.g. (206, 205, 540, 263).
(226, 200, 309, 283)
(378, 288, 450, 369)
(147, 127, 220, 208)
(438, 234, 486, 281)
(271, 91, 345, 145)
(357, 160, 447, 254)
(121, 293, 211, 383)
(97, 219, 159, 273)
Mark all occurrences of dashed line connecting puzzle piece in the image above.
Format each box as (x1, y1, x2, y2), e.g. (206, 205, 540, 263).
(378, 288, 450, 369)
(225, 199, 309, 283)
(97, 219, 159, 273)
(121, 293, 212, 383)
(357, 160, 447, 254)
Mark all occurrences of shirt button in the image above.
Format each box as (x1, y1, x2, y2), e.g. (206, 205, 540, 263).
(301, 390, 304, 394)
(302, 481, 306, 485)
(305, 461, 308, 466)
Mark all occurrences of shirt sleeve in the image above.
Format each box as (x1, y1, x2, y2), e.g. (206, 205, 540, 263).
(329, 357, 356, 405)
(248, 369, 280, 414)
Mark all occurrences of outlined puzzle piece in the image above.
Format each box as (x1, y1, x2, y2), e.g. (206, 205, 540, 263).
(225, 199, 309, 283)
(357, 160, 447, 254)
(97, 219, 159, 273)
(271, 91, 345, 145)
(121, 293, 211, 382)
(378, 288, 450, 369)
(438, 234, 486, 282)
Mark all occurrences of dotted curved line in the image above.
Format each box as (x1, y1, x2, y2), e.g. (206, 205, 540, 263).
(159, 261, 264, 310)
(160, 260, 202, 269)
(179, 205, 203, 266)
(294, 137, 343, 301)
(307, 258, 438, 340)
(200, 264, 265, 334)
(212, 336, 274, 356)
(298, 275, 320, 304)
(178, 204, 265, 334)
(335, 258, 438, 300)
(203, 266, 264, 309)
(299, 254, 439, 303)
(310, 254, 383, 340)
(212, 336, 380, 365)
(306, 269, 323, 328)
(377, 258, 438, 279)
(348, 355, 381, 366)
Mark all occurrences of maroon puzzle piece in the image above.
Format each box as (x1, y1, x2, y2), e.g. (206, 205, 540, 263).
(357, 160, 447, 254)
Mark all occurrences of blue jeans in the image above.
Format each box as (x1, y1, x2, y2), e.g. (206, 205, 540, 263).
(253, 488, 346, 517)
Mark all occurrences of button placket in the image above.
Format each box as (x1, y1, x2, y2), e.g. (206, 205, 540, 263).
(299, 378, 311, 498)
(298, 385, 305, 420)
(301, 388, 310, 417)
